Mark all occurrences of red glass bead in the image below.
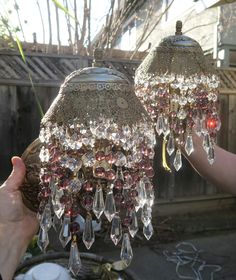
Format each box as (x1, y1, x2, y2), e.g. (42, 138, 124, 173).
(114, 178, 124, 190)
(83, 181, 94, 192)
(94, 166, 105, 178)
(105, 169, 116, 181)
(105, 152, 117, 164)
(206, 118, 217, 130)
(95, 151, 105, 161)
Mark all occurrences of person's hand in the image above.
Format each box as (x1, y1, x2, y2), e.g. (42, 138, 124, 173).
(0, 157, 39, 280)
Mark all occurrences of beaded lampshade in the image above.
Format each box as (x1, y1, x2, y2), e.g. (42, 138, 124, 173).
(135, 21, 221, 171)
(21, 64, 156, 276)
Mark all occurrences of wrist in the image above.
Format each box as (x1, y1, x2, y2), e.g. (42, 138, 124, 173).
(0, 224, 30, 280)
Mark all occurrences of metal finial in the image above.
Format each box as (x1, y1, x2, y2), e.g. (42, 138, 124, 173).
(92, 48, 104, 67)
(175, 21, 182, 35)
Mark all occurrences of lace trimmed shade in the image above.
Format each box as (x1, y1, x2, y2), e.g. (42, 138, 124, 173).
(135, 21, 221, 171)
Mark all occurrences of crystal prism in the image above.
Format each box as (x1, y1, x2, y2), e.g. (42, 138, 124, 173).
(69, 239, 82, 276)
(155, 115, 164, 135)
(141, 204, 152, 227)
(129, 210, 138, 238)
(185, 134, 194, 156)
(110, 214, 122, 245)
(136, 180, 147, 209)
(104, 190, 116, 222)
(93, 186, 105, 219)
(146, 187, 155, 207)
(82, 215, 95, 250)
(207, 145, 215, 165)
(52, 188, 65, 219)
(120, 233, 133, 266)
(173, 149, 182, 171)
(167, 133, 175, 156)
(194, 117, 202, 136)
(203, 133, 210, 152)
(59, 215, 71, 248)
(143, 222, 154, 240)
(40, 203, 52, 230)
(37, 227, 49, 252)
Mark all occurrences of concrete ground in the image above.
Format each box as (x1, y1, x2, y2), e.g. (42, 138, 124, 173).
(99, 230, 236, 280)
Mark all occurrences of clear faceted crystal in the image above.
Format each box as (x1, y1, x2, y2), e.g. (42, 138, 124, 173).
(185, 134, 194, 156)
(59, 215, 71, 248)
(207, 144, 215, 165)
(69, 178, 83, 193)
(40, 203, 52, 230)
(37, 227, 49, 252)
(194, 117, 202, 136)
(120, 233, 133, 266)
(82, 215, 95, 250)
(115, 151, 127, 167)
(173, 149, 182, 171)
(104, 190, 116, 222)
(93, 186, 105, 219)
(136, 180, 147, 209)
(141, 204, 152, 227)
(143, 222, 154, 240)
(52, 188, 65, 219)
(155, 115, 164, 135)
(129, 210, 139, 238)
(146, 187, 155, 207)
(203, 133, 211, 152)
(167, 133, 175, 156)
(82, 152, 95, 167)
(69, 240, 82, 276)
(110, 214, 122, 245)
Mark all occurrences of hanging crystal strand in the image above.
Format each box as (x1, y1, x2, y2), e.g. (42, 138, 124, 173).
(155, 114, 164, 135)
(194, 116, 202, 136)
(173, 148, 182, 171)
(143, 222, 154, 240)
(135, 178, 147, 210)
(110, 213, 122, 245)
(163, 116, 170, 137)
(167, 132, 175, 156)
(104, 184, 116, 222)
(184, 133, 194, 156)
(207, 141, 215, 165)
(203, 132, 211, 152)
(141, 203, 152, 227)
(40, 202, 52, 231)
(93, 182, 105, 219)
(52, 187, 65, 219)
(59, 214, 71, 248)
(37, 227, 49, 252)
(128, 210, 139, 238)
(69, 235, 82, 276)
(82, 213, 95, 249)
(120, 233, 133, 266)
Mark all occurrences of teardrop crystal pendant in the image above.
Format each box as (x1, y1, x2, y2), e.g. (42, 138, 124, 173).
(52, 214, 61, 231)
(120, 233, 133, 266)
(136, 179, 147, 209)
(93, 185, 105, 219)
(40, 203, 52, 231)
(52, 188, 65, 219)
(203, 132, 211, 152)
(69, 236, 82, 276)
(37, 227, 49, 252)
(143, 222, 154, 240)
(173, 149, 182, 171)
(184, 133, 194, 156)
(155, 115, 164, 135)
(207, 144, 215, 165)
(167, 133, 175, 156)
(141, 204, 152, 227)
(128, 210, 139, 238)
(110, 214, 122, 245)
(104, 189, 116, 222)
(59, 214, 71, 248)
(82, 214, 95, 250)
